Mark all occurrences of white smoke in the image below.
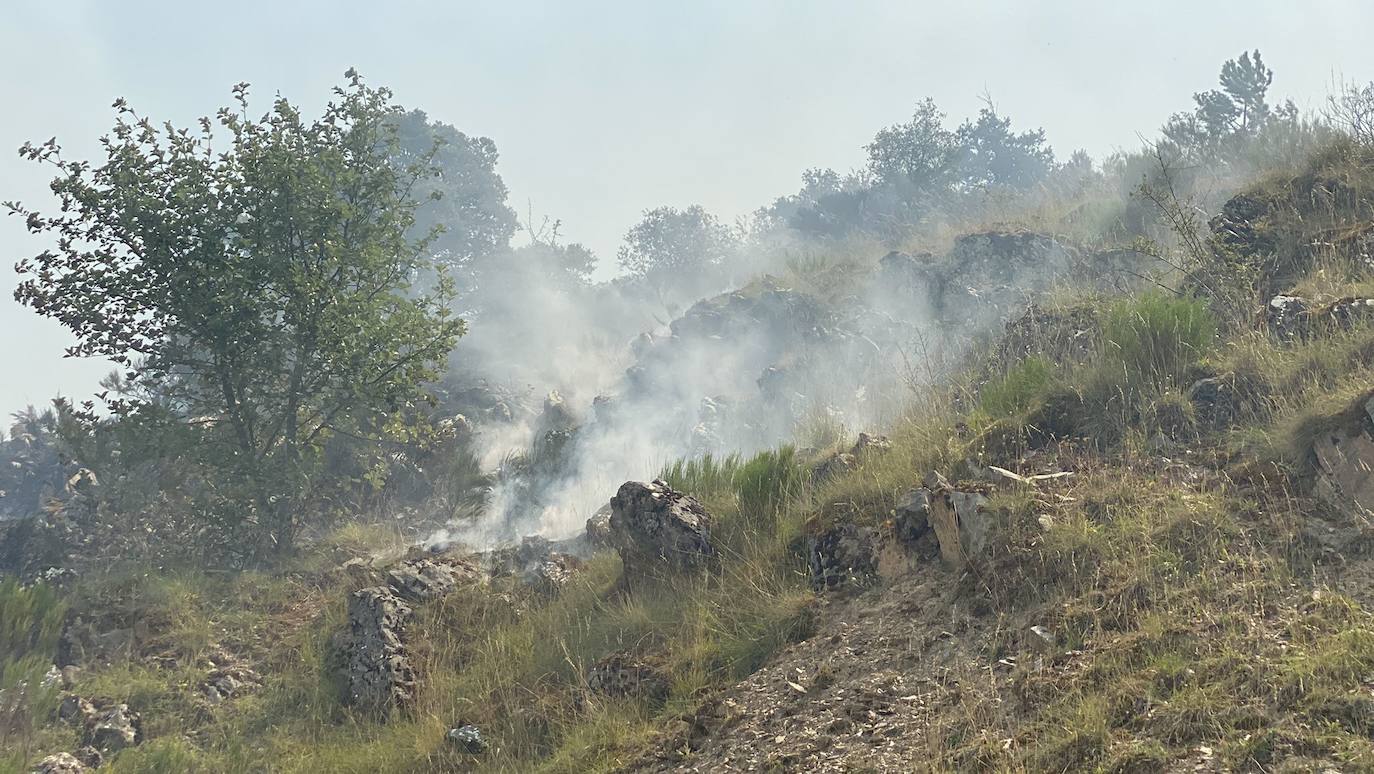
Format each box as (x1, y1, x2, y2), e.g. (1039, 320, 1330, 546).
(425, 228, 1081, 552)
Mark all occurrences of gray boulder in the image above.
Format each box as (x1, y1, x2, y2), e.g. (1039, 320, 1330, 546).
(893, 488, 933, 543)
(807, 522, 879, 590)
(86, 703, 139, 752)
(585, 505, 614, 547)
(1267, 295, 1310, 341)
(608, 480, 716, 579)
(385, 557, 475, 603)
(922, 475, 992, 569)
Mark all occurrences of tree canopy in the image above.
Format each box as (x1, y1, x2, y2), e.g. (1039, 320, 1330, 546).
(394, 109, 518, 273)
(7, 71, 464, 556)
(617, 205, 736, 289)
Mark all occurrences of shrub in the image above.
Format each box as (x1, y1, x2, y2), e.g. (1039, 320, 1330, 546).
(1100, 293, 1216, 395)
(730, 446, 804, 532)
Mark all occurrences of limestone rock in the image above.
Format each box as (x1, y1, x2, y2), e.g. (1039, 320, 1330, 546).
(807, 523, 878, 590)
(58, 694, 94, 725)
(86, 702, 139, 752)
(1322, 297, 1374, 330)
(585, 506, 614, 547)
(892, 488, 932, 543)
(341, 586, 416, 715)
(608, 480, 715, 579)
(923, 475, 991, 569)
(489, 535, 583, 593)
(73, 747, 102, 769)
(531, 554, 580, 594)
(448, 724, 489, 754)
(31, 753, 86, 774)
(203, 664, 261, 703)
(1267, 295, 1310, 341)
(1313, 396, 1374, 521)
(385, 557, 477, 602)
(994, 302, 1100, 367)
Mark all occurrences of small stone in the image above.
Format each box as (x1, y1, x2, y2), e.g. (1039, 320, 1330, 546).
(447, 724, 488, 754)
(1028, 625, 1056, 653)
(31, 752, 86, 774)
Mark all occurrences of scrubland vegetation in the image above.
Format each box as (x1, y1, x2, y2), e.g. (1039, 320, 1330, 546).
(7, 49, 1374, 773)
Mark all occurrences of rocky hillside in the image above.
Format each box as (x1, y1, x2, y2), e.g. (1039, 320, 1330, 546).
(10, 136, 1374, 774)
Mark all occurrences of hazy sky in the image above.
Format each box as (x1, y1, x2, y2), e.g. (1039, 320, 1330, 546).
(4, 0, 1374, 416)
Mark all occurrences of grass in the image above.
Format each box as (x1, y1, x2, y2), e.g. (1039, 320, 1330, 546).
(0, 578, 66, 769)
(12, 312, 1374, 774)
(0, 443, 821, 773)
(15, 137, 1374, 773)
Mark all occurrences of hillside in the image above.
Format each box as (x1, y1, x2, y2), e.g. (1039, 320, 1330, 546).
(8, 55, 1374, 774)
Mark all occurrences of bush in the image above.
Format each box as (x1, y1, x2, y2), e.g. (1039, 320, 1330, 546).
(1100, 293, 1216, 395)
(730, 446, 803, 532)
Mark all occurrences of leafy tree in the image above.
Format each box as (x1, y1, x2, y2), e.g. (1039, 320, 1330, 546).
(617, 205, 735, 288)
(393, 109, 518, 272)
(865, 98, 956, 191)
(953, 106, 1055, 190)
(6, 72, 464, 557)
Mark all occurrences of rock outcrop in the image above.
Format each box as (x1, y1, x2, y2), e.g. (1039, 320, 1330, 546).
(31, 753, 87, 774)
(86, 703, 140, 753)
(993, 302, 1100, 368)
(340, 586, 417, 715)
(1267, 295, 1310, 341)
(608, 480, 716, 580)
(488, 535, 583, 594)
(385, 557, 476, 603)
(807, 523, 879, 590)
(336, 555, 477, 716)
(921, 472, 992, 568)
(585, 506, 613, 547)
(1313, 394, 1374, 521)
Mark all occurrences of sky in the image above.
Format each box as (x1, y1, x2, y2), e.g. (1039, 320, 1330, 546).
(3, 0, 1374, 416)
